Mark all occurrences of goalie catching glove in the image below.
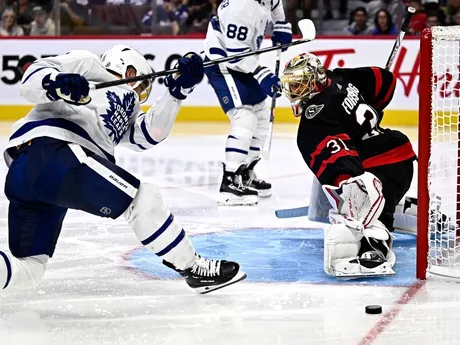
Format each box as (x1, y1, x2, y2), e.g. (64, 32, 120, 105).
(321, 172, 396, 278)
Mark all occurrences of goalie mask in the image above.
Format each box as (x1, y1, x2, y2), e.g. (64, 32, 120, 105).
(280, 53, 328, 117)
(101, 45, 153, 104)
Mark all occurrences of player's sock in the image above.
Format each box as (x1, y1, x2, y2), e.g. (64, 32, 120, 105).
(163, 254, 246, 294)
(124, 183, 247, 292)
(0, 250, 13, 289)
(0, 252, 48, 290)
(242, 158, 272, 198)
(124, 183, 196, 270)
(219, 164, 258, 206)
(225, 135, 250, 172)
(225, 107, 257, 172)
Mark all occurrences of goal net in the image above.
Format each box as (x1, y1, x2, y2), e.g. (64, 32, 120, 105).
(418, 26, 460, 280)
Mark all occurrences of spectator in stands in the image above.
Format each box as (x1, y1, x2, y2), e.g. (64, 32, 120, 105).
(186, 0, 212, 32)
(371, 8, 398, 35)
(11, 0, 35, 33)
(408, 0, 426, 34)
(0, 7, 24, 35)
(30, 5, 54, 35)
(425, 10, 445, 28)
(60, 0, 85, 31)
(142, 0, 187, 35)
(367, 0, 404, 29)
(323, 0, 348, 20)
(452, 8, 460, 25)
(106, 0, 147, 5)
(208, 0, 217, 18)
(444, 0, 460, 25)
(342, 7, 372, 35)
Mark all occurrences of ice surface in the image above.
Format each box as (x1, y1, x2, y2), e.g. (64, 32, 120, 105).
(0, 124, 458, 345)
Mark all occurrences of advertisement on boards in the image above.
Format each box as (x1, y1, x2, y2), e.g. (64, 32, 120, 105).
(0, 37, 422, 124)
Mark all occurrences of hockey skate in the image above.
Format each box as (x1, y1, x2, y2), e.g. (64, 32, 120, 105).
(164, 255, 247, 294)
(242, 158, 272, 198)
(218, 164, 258, 206)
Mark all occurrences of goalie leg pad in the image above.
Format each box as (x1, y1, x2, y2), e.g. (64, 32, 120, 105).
(226, 107, 257, 172)
(324, 223, 362, 276)
(123, 183, 195, 270)
(0, 252, 48, 290)
(324, 221, 395, 278)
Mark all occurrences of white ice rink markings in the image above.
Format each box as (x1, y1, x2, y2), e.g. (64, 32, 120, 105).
(0, 126, 459, 345)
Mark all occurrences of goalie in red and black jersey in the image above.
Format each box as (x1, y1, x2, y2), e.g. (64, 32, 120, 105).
(280, 53, 416, 278)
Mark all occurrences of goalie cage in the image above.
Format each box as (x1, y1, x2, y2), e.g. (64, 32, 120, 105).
(418, 26, 460, 280)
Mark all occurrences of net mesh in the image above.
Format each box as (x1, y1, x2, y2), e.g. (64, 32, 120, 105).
(428, 26, 460, 278)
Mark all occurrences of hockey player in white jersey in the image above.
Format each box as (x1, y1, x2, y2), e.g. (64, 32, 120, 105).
(204, 0, 292, 205)
(0, 45, 246, 294)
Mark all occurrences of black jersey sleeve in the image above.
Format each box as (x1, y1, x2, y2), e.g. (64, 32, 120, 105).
(331, 67, 396, 112)
(296, 112, 365, 187)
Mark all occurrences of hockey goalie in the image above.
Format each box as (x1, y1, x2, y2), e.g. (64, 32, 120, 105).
(280, 53, 417, 278)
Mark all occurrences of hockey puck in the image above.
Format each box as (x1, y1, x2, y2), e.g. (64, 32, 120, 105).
(365, 305, 382, 314)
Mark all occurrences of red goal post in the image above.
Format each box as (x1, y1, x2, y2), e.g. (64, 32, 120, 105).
(418, 27, 460, 280)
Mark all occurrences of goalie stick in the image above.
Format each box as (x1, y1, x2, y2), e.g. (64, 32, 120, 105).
(275, 7, 416, 219)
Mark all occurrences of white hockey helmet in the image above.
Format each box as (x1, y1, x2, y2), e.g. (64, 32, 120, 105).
(101, 45, 153, 103)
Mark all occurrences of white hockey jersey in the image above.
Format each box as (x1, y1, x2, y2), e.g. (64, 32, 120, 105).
(4, 50, 182, 166)
(204, 0, 286, 74)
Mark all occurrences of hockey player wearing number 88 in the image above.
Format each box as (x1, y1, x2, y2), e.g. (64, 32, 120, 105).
(204, 0, 292, 206)
(0, 46, 246, 294)
(280, 53, 417, 278)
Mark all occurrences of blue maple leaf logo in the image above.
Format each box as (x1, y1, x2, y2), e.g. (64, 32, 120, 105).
(101, 91, 136, 144)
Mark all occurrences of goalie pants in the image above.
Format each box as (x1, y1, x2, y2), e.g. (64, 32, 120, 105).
(4, 137, 139, 258)
(368, 159, 414, 232)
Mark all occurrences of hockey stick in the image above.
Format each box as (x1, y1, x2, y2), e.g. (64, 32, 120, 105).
(261, 48, 282, 160)
(275, 9, 415, 219)
(261, 20, 316, 160)
(90, 19, 316, 91)
(385, 6, 415, 70)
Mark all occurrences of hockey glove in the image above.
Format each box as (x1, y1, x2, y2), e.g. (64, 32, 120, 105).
(271, 21, 292, 51)
(165, 52, 204, 100)
(42, 73, 91, 105)
(254, 66, 282, 98)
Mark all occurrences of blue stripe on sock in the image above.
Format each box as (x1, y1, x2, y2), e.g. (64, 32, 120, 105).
(156, 229, 186, 256)
(249, 146, 260, 151)
(228, 135, 237, 140)
(141, 214, 174, 246)
(0, 251, 12, 289)
(226, 148, 248, 154)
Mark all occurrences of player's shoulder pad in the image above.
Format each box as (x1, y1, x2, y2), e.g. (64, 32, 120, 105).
(63, 50, 101, 62)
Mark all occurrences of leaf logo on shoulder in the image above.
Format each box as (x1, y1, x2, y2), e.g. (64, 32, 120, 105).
(305, 104, 324, 119)
(101, 91, 136, 144)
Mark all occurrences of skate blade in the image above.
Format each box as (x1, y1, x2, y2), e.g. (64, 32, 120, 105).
(195, 271, 247, 295)
(334, 268, 396, 279)
(217, 193, 258, 206)
(257, 189, 272, 198)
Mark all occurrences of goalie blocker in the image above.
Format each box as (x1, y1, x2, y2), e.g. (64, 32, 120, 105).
(280, 53, 416, 278)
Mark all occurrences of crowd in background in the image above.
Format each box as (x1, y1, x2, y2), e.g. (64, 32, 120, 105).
(0, 0, 458, 36)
